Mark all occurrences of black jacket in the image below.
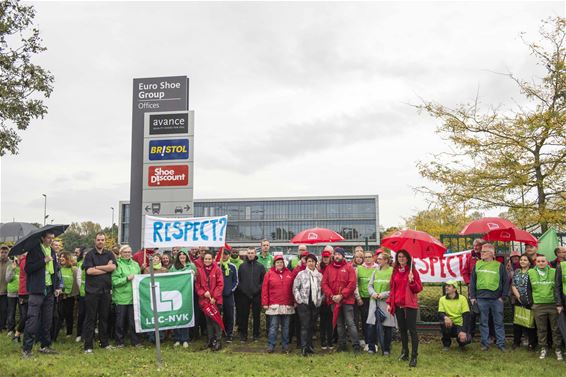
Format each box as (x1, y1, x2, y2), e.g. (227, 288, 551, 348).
(25, 243, 60, 295)
(237, 257, 265, 298)
(555, 263, 566, 307)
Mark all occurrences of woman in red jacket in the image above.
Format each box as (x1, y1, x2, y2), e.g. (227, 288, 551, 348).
(262, 255, 295, 353)
(196, 251, 224, 351)
(386, 250, 423, 368)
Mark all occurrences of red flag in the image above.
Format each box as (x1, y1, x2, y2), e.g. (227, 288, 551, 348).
(201, 301, 225, 333)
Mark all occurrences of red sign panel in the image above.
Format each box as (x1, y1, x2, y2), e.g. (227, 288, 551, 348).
(148, 165, 189, 187)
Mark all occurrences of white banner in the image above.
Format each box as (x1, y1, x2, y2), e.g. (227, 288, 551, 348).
(143, 215, 228, 248)
(410, 250, 471, 283)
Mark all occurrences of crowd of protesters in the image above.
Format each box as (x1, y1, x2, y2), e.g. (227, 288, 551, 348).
(1, 233, 566, 367)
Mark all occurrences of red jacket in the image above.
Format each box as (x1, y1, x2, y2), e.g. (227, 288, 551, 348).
(18, 255, 28, 296)
(321, 260, 357, 305)
(261, 267, 295, 306)
(132, 249, 156, 269)
(291, 263, 306, 280)
(195, 264, 224, 307)
(462, 251, 480, 285)
(386, 265, 423, 314)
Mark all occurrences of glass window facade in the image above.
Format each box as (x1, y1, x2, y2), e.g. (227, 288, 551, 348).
(119, 197, 379, 246)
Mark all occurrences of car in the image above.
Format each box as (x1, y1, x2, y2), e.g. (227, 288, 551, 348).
(174, 206, 183, 214)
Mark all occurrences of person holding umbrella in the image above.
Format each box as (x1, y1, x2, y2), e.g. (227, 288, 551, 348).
(196, 250, 224, 351)
(321, 247, 360, 354)
(386, 250, 423, 367)
(293, 253, 323, 356)
(21, 229, 62, 358)
(469, 243, 509, 352)
(366, 251, 395, 355)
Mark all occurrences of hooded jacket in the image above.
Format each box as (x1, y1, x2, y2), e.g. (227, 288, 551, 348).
(195, 263, 224, 307)
(111, 257, 141, 305)
(238, 256, 266, 298)
(321, 259, 357, 305)
(386, 265, 423, 314)
(261, 266, 295, 307)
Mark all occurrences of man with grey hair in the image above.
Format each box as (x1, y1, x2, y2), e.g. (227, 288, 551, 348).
(470, 243, 509, 352)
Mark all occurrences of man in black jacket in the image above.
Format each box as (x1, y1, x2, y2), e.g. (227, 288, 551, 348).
(237, 247, 265, 342)
(22, 230, 61, 358)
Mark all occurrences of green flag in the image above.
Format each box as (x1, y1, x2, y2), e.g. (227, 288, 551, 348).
(537, 228, 559, 260)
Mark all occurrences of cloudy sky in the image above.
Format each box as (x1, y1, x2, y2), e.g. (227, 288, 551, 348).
(0, 1, 563, 229)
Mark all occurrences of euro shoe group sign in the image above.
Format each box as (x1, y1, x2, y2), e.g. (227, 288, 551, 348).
(143, 215, 228, 248)
(133, 271, 194, 332)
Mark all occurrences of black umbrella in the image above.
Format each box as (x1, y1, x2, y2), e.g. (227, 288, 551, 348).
(8, 224, 69, 257)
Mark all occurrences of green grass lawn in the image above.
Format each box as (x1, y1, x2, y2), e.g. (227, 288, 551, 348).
(0, 333, 563, 377)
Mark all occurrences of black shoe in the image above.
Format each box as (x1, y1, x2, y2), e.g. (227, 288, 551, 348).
(240, 337, 248, 344)
(409, 356, 417, 368)
(39, 347, 58, 355)
(301, 347, 308, 357)
(226, 336, 233, 343)
(353, 345, 361, 355)
(252, 336, 259, 342)
(337, 344, 347, 352)
(21, 350, 32, 359)
(213, 340, 221, 351)
(267, 346, 274, 353)
(398, 350, 409, 361)
(307, 345, 315, 354)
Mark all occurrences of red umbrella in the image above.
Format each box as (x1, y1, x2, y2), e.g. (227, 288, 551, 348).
(291, 228, 345, 244)
(201, 301, 225, 333)
(331, 287, 343, 329)
(381, 229, 446, 258)
(483, 227, 538, 246)
(459, 217, 516, 235)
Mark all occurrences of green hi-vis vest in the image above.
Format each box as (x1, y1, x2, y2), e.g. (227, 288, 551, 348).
(475, 260, 501, 291)
(7, 266, 19, 294)
(60, 267, 74, 295)
(528, 267, 556, 305)
(561, 261, 566, 296)
(77, 260, 86, 297)
(372, 267, 393, 296)
(357, 266, 376, 298)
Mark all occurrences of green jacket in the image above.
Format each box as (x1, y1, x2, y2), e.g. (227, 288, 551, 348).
(257, 253, 274, 271)
(230, 256, 243, 270)
(112, 258, 141, 305)
(170, 262, 197, 275)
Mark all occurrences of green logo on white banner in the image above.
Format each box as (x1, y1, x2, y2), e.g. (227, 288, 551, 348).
(133, 271, 194, 332)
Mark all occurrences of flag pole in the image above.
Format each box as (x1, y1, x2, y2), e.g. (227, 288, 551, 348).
(148, 249, 163, 369)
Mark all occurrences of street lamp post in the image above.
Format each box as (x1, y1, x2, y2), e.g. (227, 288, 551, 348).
(42, 194, 47, 226)
(110, 206, 115, 242)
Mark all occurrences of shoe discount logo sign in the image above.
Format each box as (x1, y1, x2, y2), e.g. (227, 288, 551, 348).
(148, 165, 189, 187)
(133, 271, 194, 332)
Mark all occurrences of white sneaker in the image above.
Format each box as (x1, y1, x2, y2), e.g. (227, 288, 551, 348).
(104, 345, 115, 350)
(556, 349, 563, 361)
(75, 336, 81, 343)
(7, 331, 14, 337)
(84, 349, 93, 354)
(174, 341, 180, 347)
(183, 341, 189, 348)
(540, 348, 547, 359)
(363, 344, 369, 352)
(359, 340, 366, 346)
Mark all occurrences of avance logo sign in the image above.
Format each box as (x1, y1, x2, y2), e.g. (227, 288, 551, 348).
(148, 165, 189, 187)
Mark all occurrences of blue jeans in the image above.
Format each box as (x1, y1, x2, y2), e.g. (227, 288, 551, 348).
(174, 327, 190, 342)
(477, 298, 505, 348)
(267, 314, 290, 349)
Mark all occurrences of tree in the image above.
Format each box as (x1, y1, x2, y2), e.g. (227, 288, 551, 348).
(0, 0, 54, 156)
(416, 17, 566, 232)
(60, 221, 102, 251)
(404, 205, 483, 239)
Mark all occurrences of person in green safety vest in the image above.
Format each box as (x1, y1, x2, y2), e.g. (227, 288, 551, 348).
(527, 254, 563, 360)
(76, 247, 88, 343)
(5, 254, 20, 337)
(56, 252, 79, 339)
(355, 250, 378, 350)
(469, 243, 509, 352)
(438, 280, 471, 350)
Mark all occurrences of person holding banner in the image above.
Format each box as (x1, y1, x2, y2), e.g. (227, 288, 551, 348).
(367, 251, 395, 355)
(469, 243, 509, 353)
(111, 245, 141, 348)
(196, 251, 224, 351)
(170, 248, 196, 347)
(386, 249, 422, 368)
(527, 255, 563, 360)
(511, 254, 536, 351)
(219, 249, 238, 343)
(438, 280, 471, 350)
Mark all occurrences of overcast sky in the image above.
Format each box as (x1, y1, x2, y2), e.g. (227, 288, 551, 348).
(0, 1, 563, 229)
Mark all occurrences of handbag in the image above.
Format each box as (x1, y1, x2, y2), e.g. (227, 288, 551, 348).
(513, 305, 535, 328)
(376, 306, 387, 323)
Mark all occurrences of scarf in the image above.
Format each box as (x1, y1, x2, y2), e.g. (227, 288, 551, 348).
(204, 264, 213, 275)
(41, 244, 54, 275)
(152, 262, 162, 270)
(332, 259, 346, 269)
(307, 268, 319, 304)
(221, 261, 231, 276)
